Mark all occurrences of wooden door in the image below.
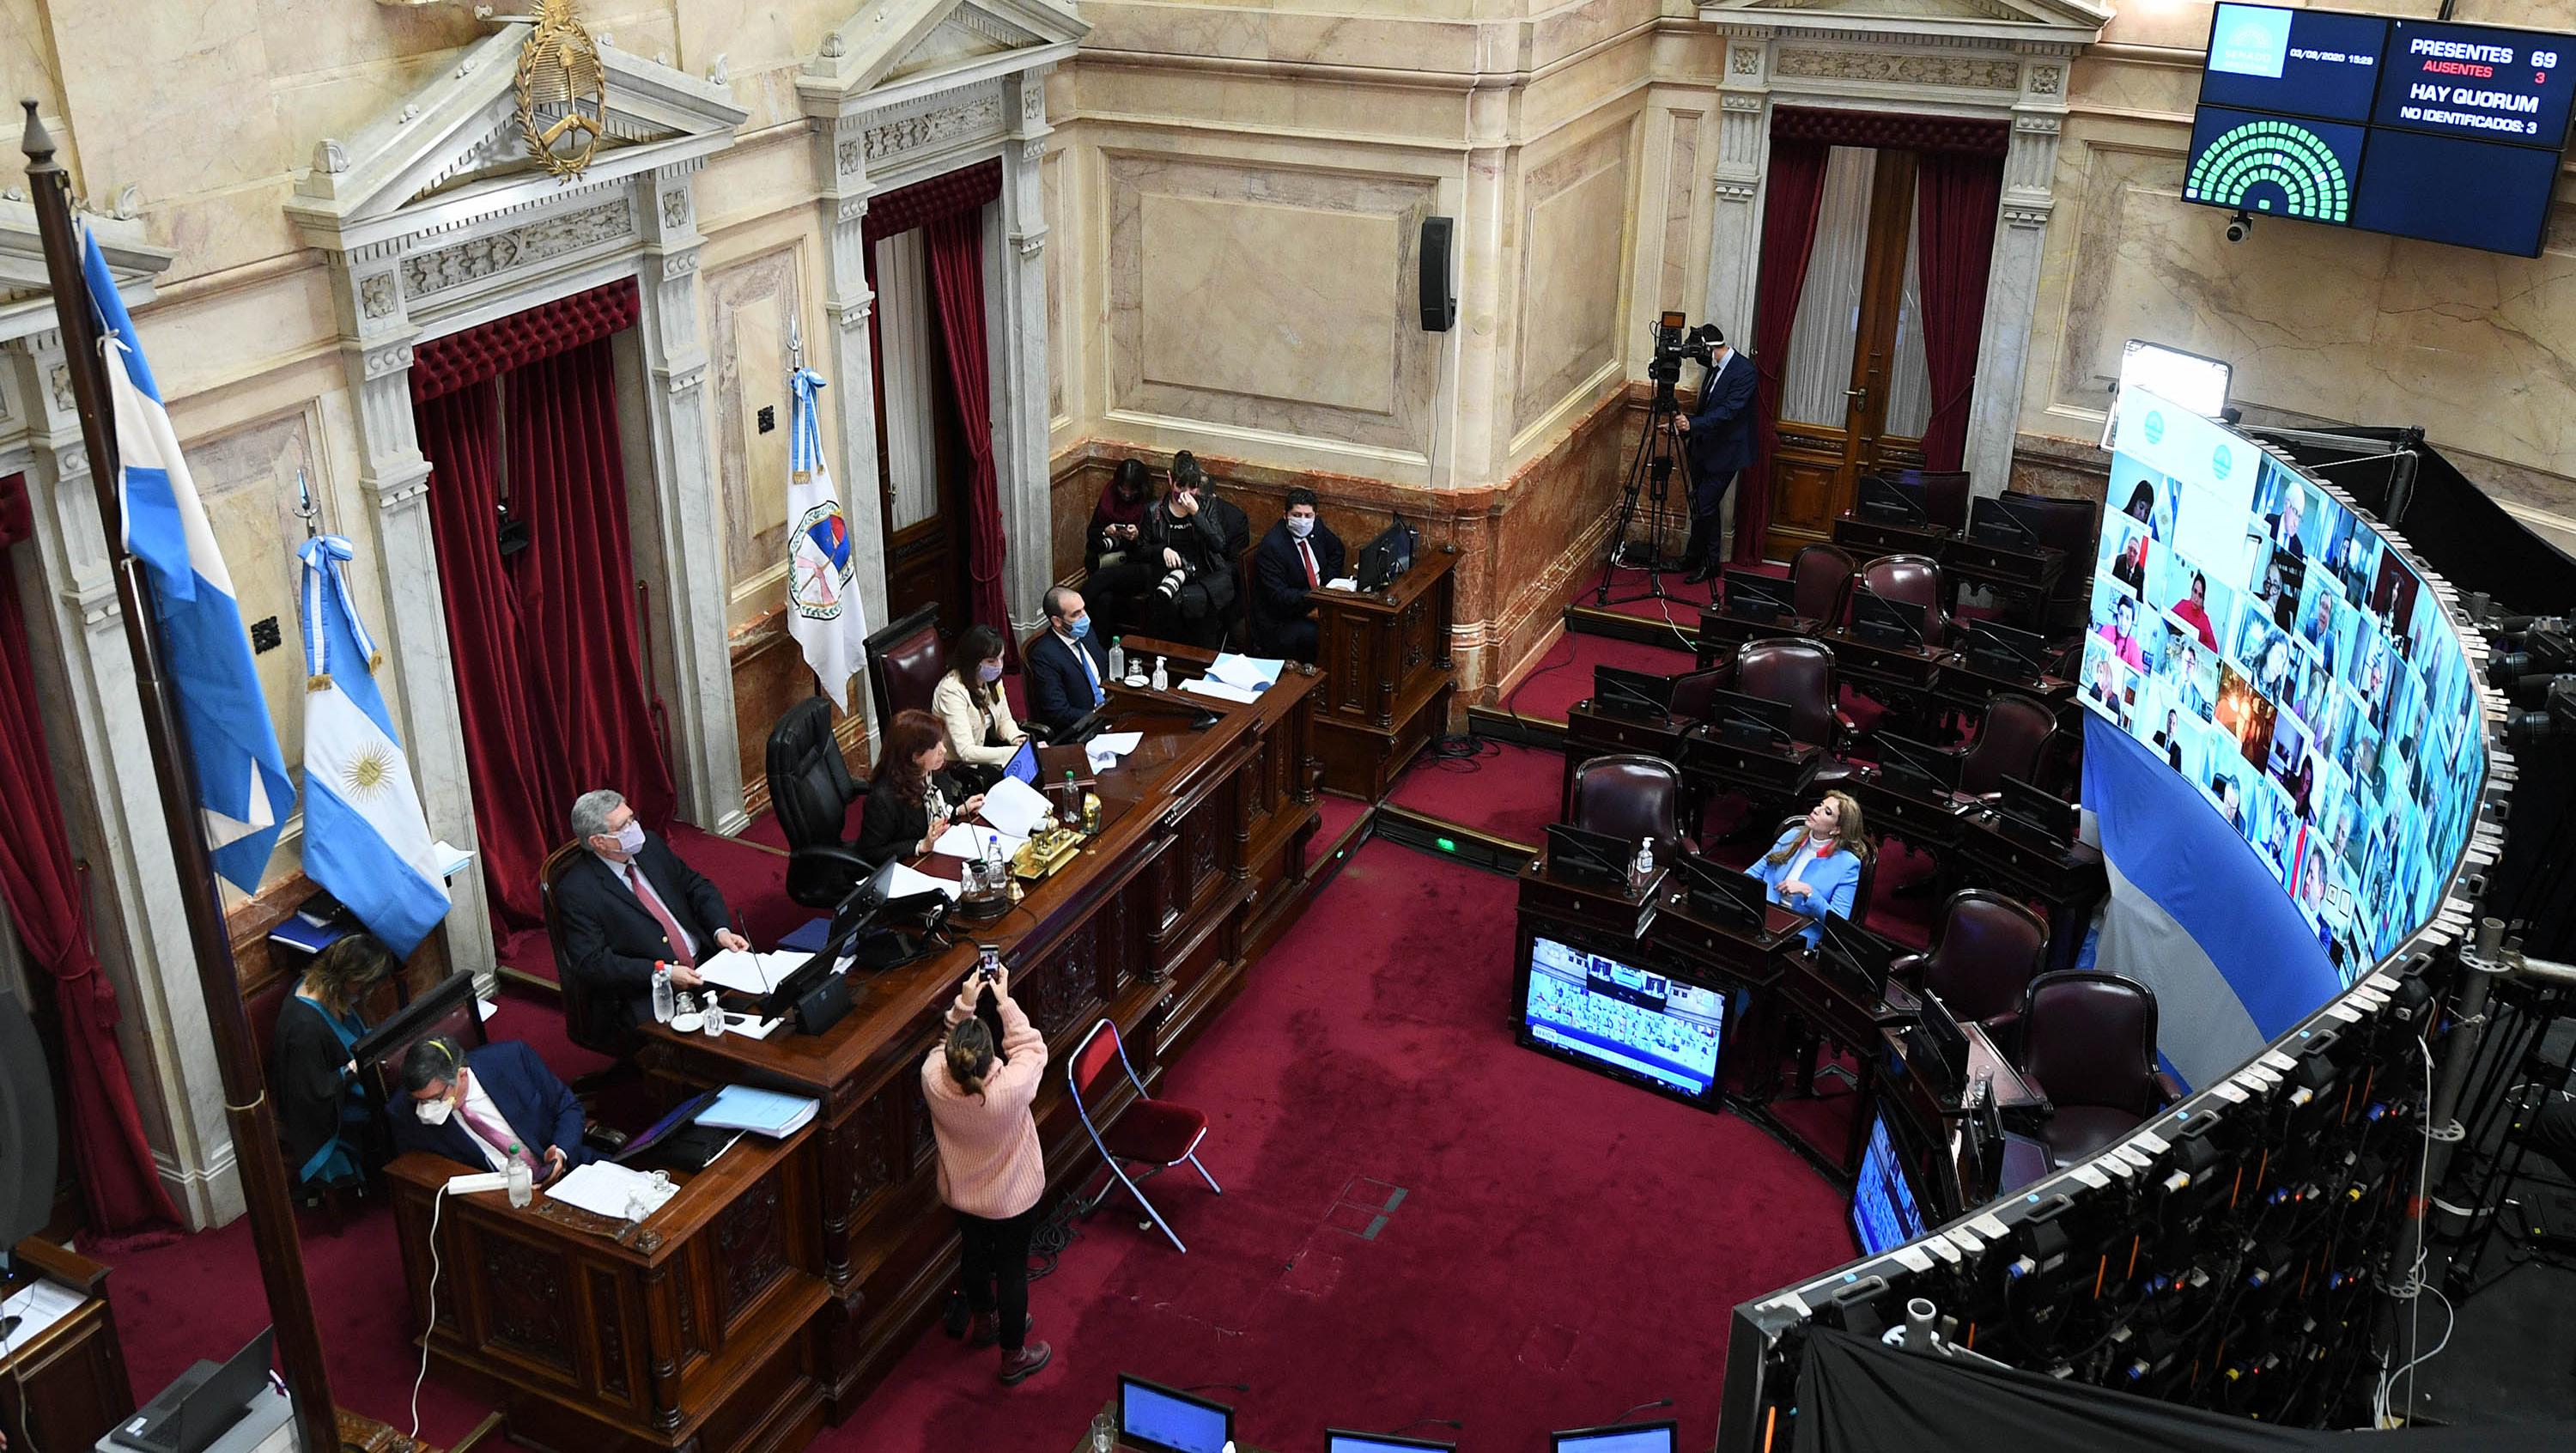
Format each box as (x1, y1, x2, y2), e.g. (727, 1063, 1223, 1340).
(1757, 147, 1942, 561)
(871, 228, 973, 628)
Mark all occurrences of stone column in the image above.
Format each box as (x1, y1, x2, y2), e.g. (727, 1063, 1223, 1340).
(1705, 34, 1773, 550)
(326, 250, 500, 991)
(997, 70, 1055, 638)
(1964, 59, 2074, 495)
(4, 331, 240, 1225)
(814, 114, 892, 668)
(633, 162, 748, 832)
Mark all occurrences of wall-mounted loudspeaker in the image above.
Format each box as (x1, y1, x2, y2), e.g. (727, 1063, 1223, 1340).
(0, 985, 59, 1246)
(1419, 216, 1457, 332)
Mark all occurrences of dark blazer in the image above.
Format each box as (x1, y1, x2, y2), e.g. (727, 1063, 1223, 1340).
(389, 1040, 596, 1173)
(1141, 496, 1250, 611)
(1026, 628, 1110, 733)
(272, 991, 380, 1184)
(1685, 350, 1759, 507)
(858, 771, 964, 866)
(556, 835, 732, 1030)
(1250, 520, 1347, 639)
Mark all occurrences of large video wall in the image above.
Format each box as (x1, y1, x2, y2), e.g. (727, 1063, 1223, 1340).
(2081, 384, 2486, 979)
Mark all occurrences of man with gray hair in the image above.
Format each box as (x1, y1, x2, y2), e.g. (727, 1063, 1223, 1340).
(553, 787, 746, 1035)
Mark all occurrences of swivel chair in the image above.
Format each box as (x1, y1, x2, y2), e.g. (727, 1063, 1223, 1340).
(763, 696, 872, 909)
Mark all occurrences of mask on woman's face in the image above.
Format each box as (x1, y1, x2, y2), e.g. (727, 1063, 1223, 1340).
(979, 660, 1004, 684)
(415, 1094, 453, 1127)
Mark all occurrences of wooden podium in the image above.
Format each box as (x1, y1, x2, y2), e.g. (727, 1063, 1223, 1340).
(1308, 548, 1457, 798)
(0, 1237, 134, 1453)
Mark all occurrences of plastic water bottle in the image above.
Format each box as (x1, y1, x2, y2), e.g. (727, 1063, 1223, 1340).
(1106, 636, 1126, 683)
(651, 965, 676, 1024)
(1060, 769, 1082, 821)
(1151, 655, 1169, 692)
(505, 1149, 532, 1208)
(983, 831, 1008, 885)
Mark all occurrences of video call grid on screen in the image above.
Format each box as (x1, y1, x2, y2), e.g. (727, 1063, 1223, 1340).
(2087, 385, 2485, 982)
(1524, 937, 1726, 1097)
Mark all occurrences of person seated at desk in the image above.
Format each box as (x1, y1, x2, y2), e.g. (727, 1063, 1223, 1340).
(932, 623, 1029, 793)
(392, 1035, 597, 1185)
(1745, 790, 1868, 949)
(860, 709, 988, 864)
(1027, 587, 1110, 736)
(1083, 459, 1159, 645)
(274, 933, 398, 1193)
(556, 788, 749, 1034)
(1139, 452, 1249, 650)
(1251, 487, 1346, 662)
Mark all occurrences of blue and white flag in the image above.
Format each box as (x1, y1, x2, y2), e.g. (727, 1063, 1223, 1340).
(82, 226, 293, 894)
(785, 367, 866, 708)
(295, 536, 450, 956)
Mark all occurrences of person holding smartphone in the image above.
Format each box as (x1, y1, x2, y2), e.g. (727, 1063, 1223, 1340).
(921, 963, 1053, 1385)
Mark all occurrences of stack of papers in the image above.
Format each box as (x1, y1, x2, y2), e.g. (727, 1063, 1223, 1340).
(933, 823, 1026, 860)
(694, 949, 811, 995)
(1207, 654, 1285, 692)
(698, 1085, 821, 1137)
(1181, 678, 1261, 705)
(979, 775, 1054, 838)
(547, 1161, 682, 1222)
(1085, 730, 1144, 771)
(0, 1277, 86, 1344)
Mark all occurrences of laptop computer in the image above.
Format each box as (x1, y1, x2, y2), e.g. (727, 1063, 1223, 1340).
(112, 1327, 275, 1453)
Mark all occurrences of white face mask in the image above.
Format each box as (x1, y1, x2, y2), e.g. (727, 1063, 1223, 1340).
(415, 1095, 453, 1127)
(613, 821, 646, 855)
(1285, 515, 1315, 539)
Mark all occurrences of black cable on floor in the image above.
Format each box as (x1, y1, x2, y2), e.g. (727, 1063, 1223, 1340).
(1028, 1189, 1084, 1280)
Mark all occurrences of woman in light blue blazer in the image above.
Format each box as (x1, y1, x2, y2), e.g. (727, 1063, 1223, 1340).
(1746, 789, 1869, 948)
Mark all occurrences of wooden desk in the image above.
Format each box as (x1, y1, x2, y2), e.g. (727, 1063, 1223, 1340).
(1873, 984, 2048, 1213)
(1648, 884, 1804, 987)
(386, 1132, 829, 1453)
(1696, 606, 1820, 665)
(1847, 768, 1971, 859)
(1831, 515, 1950, 564)
(1309, 548, 1457, 799)
(1558, 701, 1690, 819)
(1, 1237, 134, 1453)
(1947, 811, 2107, 974)
(1516, 855, 1663, 943)
(1818, 628, 1943, 704)
(639, 665, 1321, 1419)
(1943, 537, 2064, 623)
(1931, 652, 2078, 726)
(1679, 723, 1821, 808)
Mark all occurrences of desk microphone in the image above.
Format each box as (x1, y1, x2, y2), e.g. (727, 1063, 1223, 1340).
(1608, 1398, 1674, 1424)
(1181, 1382, 1251, 1395)
(1382, 1417, 1463, 1437)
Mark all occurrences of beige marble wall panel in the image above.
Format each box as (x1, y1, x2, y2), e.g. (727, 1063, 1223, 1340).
(707, 246, 805, 627)
(185, 408, 326, 781)
(1517, 29, 1657, 141)
(1103, 151, 1438, 455)
(47, 1, 290, 213)
(694, 125, 822, 238)
(1077, 1, 1488, 75)
(1067, 63, 1466, 144)
(1512, 118, 1633, 435)
(250, 0, 485, 77)
(1045, 147, 1068, 427)
(271, 51, 478, 185)
(134, 267, 341, 407)
(1656, 106, 1701, 317)
(1, 0, 62, 129)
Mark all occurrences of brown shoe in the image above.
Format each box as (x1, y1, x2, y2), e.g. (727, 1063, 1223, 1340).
(998, 1340, 1053, 1386)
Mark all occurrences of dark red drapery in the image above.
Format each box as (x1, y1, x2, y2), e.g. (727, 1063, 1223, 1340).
(411, 280, 639, 402)
(1736, 137, 1832, 565)
(923, 206, 1012, 655)
(1769, 106, 2008, 157)
(0, 475, 180, 1233)
(1915, 150, 2006, 472)
(863, 160, 1002, 247)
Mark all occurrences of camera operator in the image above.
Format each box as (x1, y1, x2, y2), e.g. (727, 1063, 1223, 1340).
(1673, 329, 1756, 584)
(922, 964, 1054, 1385)
(1140, 451, 1250, 648)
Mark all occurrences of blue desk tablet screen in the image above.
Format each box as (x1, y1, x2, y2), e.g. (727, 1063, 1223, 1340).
(1004, 739, 1039, 784)
(1553, 1422, 1678, 1453)
(1119, 1377, 1232, 1453)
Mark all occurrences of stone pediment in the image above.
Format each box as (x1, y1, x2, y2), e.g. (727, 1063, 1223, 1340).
(287, 24, 747, 251)
(1702, 0, 2109, 44)
(799, 0, 1086, 112)
(0, 202, 173, 344)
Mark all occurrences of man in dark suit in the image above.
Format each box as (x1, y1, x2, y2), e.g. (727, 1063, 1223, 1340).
(556, 788, 745, 1034)
(391, 1035, 596, 1183)
(1027, 585, 1110, 734)
(1139, 452, 1251, 649)
(1250, 487, 1346, 661)
(1675, 331, 1757, 583)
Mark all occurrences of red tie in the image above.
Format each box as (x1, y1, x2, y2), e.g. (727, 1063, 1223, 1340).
(1299, 538, 1319, 589)
(626, 864, 697, 967)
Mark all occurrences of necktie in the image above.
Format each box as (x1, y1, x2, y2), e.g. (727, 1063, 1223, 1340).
(1299, 538, 1319, 589)
(626, 864, 697, 967)
(456, 1082, 541, 1172)
(1070, 635, 1103, 704)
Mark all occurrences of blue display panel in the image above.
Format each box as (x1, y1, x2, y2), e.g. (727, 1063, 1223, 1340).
(1850, 1114, 1928, 1258)
(2376, 19, 2576, 147)
(2200, 3, 2388, 121)
(2354, 126, 2561, 255)
(1522, 937, 1725, 1098)
(1554, 1426, 1678, 1453)
(2183, 106, 2366, 223)
(1120, 1378, 1232, 1453)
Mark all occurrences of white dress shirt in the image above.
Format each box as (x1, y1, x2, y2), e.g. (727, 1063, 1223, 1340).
(449, 1071, 525, 1171)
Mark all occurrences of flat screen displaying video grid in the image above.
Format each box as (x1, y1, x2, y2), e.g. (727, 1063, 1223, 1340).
(2084, 385, 2485, 978)
(1522, 937, 1726, 1099)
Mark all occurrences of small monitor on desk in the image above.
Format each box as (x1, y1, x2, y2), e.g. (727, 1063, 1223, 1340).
(1590, 665, 1674, 721)
(1961, 619, 2054, 682)
(1668, 854, 1770, 931)
(1854, 475, 1930, 526)
(1358, 521, 1419, 591)
(1719, 569, 1795, 623)
(1995, 774, 2080, 848)
(1966, 494, 2045, 548)
(1905, 988, 1973, 1105)
(1003, 739, 1039, 785)
(1552, 1422, 1679, 1453)
(1119, 1376, 1234, 1453)
(1521, 936, 1726, 1104)
(1705, 687, 1795, 749)
(1850, 588, 1929, 647)
(110, 1326, 273, 1453)
(1850, 1111, 1930, 1257)
(1326, 1433, 1455, 1453)
(1873, 732, 1961, 795)
(1544, 823, 1635, 892)
(1813, 912, 1899, 1004)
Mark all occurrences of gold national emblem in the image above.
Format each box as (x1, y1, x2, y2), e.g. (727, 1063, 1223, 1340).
(341, 745, 395, 801)
(516, 0, 608, 181)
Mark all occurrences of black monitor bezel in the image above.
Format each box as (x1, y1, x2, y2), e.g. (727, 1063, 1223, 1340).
(1551, 1420, 1681, 1453)
(1118, 1374, 1236, 1453)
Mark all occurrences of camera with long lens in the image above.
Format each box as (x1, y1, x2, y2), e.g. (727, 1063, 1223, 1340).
(1155, 567, 1189, 599)
(1649, 309, 1724, 404)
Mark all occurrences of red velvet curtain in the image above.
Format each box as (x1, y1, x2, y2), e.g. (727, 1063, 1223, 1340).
(923, 207, 1012, 659)
(1735, 137, 1832, 565)
(1915, 151, 2005, 472)
(0, 475, 180, 1233)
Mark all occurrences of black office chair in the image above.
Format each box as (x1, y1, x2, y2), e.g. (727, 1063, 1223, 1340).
(764, 696, 872, 909)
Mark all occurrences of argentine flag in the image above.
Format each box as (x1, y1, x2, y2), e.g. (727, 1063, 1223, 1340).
(296, 537, 450, 956)
(83, 227, 293, 894)
(784, 367, 866, 708)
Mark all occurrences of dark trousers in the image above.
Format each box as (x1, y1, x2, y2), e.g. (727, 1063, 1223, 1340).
(956, 1203, 1043, 1350)
(1680, 467, 1740, 571)
(1085, 556, 1160, 646)
(1154, 582, 1232, 650)
(1273, 616, 1318, 663)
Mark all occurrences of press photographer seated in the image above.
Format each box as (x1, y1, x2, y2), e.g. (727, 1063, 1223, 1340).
(1139, 452, 1249, 649)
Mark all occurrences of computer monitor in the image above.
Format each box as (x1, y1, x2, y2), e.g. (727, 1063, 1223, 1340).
(1668, 854, 1768, 930)
(1719, 568, 1795, 623)
(1552, 1422, 1679, 1453)
(1546, 824, 1635, 891)
(1118, 1376, 1235, 1453)
(1966, 494, 2044, 547)
(1520, 936, 1726, 1104)
(1906, 988, 1973, 1104)
(1873, 732, 1960, 795)
(1704, 687, 1795, 748)
(1358, 521, 1419, 591)
(1591, 665, 1674, 722)
(1962, 619, 2054, 681)
(1326, 1433, 1456, 1453)
(1854, 475, 1929, 526)
(111, 1327, 274, 1453)
(1850, 587, 1928, 647)
(1996, 775, 2080, 846)
(1850, 1112, 1929, 1257)
(1003, 738, 1039, 785)
(349, 970, 482, 1098)
(1813, 912, 1899, 1004)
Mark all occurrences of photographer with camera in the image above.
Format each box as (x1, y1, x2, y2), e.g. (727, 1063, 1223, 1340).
(1140, 451, 1250, 648)
(1673, 327, 1755, 584)
(922, 960, 1054, 1385)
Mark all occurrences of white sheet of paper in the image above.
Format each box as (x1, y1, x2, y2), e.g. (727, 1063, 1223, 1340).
(695, 947, 797, 995)
(934, 823, 1025, 860)
(720, 1013, 783, 1040)
(1090, 730, 1144, 757)
(0, 1277, 87, 1345)
(477, 995, 499, 1022)
(887, 861, 962, 902)
(546, 1160, 681, 1221)
(1207, 653, 1284, 691)
(979, 774, 1053, 838)
(1181, 677, 1261, 705)
(430, 839, 475, 878)
(1325, 577, 1358, 592)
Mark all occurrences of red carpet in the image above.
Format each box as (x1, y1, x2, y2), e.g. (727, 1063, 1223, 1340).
(1314, 791, 1370, 854)
(841, 840, 1850, 1452)
(494, 823, 808, 983)
(1498, 631, 1698, 727)
(1385, 741, 1563, 849)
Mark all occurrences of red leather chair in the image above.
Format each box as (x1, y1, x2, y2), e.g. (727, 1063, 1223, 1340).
(1668, 666, 1730, 723)
(2016, 970, 2183, 1168)
(1853, 552, 1952, 647)
(1571, 753, 1696, 864)
(1732, 639, 1854, 785)
(1891, 890, 2049, 1048)
(863, 604, 945, 741)
(1957, 693, 2059, 798)
(2031, 727, 2083, 800)
(1072, 1018, 1221, 1252)
(1916, 471, 1973, 533)
(1787, 544, 1858, 625)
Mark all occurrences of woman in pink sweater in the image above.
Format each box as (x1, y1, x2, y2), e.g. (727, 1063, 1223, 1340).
(921, 967, 1053, 1384)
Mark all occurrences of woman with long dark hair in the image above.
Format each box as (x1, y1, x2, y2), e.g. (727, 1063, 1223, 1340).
(1083, 458, 1160, 645)
(857, 708, 987, 865)
(922, 964, 1053, 1384)
(932, 623, 1029, 793)
(273, 933, 398, 1191)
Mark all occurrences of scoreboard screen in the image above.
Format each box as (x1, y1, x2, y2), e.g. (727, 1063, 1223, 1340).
(2186, 5, 2573, 257)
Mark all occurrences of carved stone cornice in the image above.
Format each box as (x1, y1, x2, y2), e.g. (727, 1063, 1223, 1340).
(1720, 93, 1765, 113)
(1711, 177, 1759, 203)
(1011, 227, 1047, 258)
(361, 343, 416, 380)
(2002, 203, 2053, 228)
(398, 197, 636, 301)
(857, 85, 1006, 168)
(1776, 48, 2019, 89)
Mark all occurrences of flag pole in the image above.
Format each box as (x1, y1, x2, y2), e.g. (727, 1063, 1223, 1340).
(18, 101, 346, 1453)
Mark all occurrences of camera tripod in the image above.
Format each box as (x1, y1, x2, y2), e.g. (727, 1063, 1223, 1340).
(1596, 381, 1697, 608)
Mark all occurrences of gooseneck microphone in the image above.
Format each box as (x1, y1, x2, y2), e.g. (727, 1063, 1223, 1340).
(1382, 1417, 1464, 1437)
(1610, 1397, 1676, 1424)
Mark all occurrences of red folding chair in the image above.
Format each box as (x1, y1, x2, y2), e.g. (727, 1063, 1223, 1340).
(1070, 1018, 1222, 1252)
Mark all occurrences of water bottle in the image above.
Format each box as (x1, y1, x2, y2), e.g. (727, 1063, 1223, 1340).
(651, 965, 676, 1024)
(1090, 1413, 1117, 1453)
(1106, 635, 1126, 683)
(1151, 655, 1169, 692)
(505, 1149, 532, 1208)
(983, 830, 1007, 880)
(1060, 769, 1082, 821)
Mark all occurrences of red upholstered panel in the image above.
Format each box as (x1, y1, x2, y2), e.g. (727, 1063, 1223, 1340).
(1771, 106, 2008, 157)
(0, 473, 27, 546)
(1103, 1098, 1209, 1165)
(862, 159, 1004, 246)
(410, 278, 641, 402)
(1072, 1020, 1122, 1096)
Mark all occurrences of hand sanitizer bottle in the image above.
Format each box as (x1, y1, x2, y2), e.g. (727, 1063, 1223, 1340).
(1633, 837, 1655, 891)
(1151, 655, 1169, 692)
(704, 997, 726, 1038)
